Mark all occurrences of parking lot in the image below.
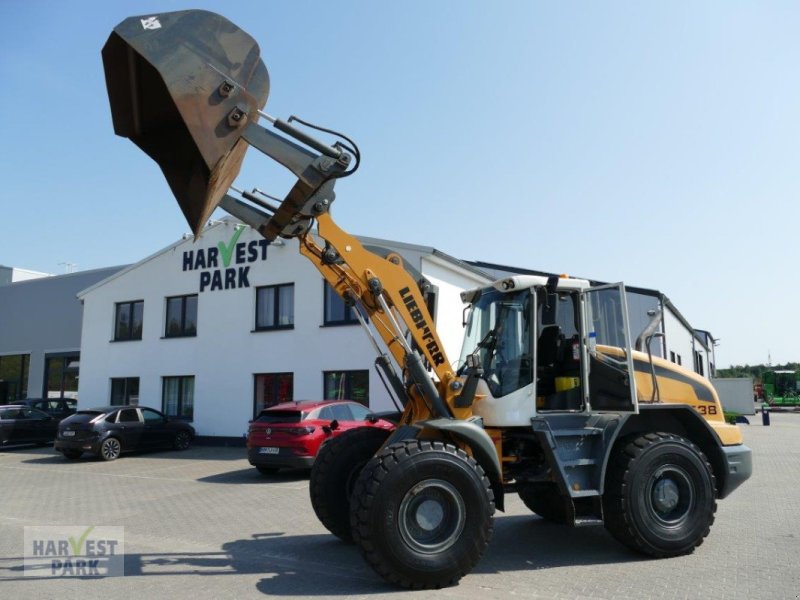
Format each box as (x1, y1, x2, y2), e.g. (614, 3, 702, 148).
(0, 413, 798, 600)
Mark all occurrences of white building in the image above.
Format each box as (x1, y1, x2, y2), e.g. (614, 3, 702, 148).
(77, 219, 491, 440)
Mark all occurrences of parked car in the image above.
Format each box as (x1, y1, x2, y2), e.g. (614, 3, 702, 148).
(21, 398, 77, 421)
(0, 405, 59, 447)
(54, 406, 195, 461)
(247, 400, 394, 474)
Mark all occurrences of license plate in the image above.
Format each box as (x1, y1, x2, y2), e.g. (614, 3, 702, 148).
(62, 431, 76, 437)
(259, 447, 279, 455)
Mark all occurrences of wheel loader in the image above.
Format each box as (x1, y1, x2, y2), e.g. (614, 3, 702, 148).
(102, 10, 752, 589)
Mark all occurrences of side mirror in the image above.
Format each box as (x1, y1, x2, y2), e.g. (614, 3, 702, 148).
(365, 413, 378, 424)
(329, 419, 339, 431)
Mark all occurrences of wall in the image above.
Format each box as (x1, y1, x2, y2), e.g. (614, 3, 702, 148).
(0, 266, 125, 398)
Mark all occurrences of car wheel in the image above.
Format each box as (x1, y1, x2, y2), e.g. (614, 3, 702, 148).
(62, 449, 83, 460)
(99, 437, 122, 461)
(173, 431, 191, 451)
(517, 482, 567, 524)
(256, 466, 279, 475)
(310, 427, 391, 543)
(350, 440, 495, 589)
(603, 432, 717, 557)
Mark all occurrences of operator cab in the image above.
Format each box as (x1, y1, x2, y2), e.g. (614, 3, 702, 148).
(458, 275, 638, 427)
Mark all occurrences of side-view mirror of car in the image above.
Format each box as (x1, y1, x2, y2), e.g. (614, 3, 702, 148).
(365, 413, 378, 424)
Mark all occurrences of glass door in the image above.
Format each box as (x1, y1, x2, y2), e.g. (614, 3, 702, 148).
(582, 283, 638, 413)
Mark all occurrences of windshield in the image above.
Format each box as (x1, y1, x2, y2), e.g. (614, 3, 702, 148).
(459, 289, 533, 397)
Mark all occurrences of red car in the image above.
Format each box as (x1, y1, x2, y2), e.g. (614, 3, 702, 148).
(247, 400, 394, 474)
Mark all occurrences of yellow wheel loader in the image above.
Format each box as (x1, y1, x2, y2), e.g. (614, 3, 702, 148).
(102, 10, 752, 589)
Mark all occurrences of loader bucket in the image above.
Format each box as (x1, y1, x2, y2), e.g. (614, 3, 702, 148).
(102, 10, 270, 236)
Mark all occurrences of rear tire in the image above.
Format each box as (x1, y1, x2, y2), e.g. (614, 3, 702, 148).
(99, 437, 122, 461)
(62, 449, 82, 460)
(517, 482, 567, 524)
(350, 440, 494, 589)
(173, 431, 191, 451)
(310, 427, 390, 542)
(603, 432, 717, 557)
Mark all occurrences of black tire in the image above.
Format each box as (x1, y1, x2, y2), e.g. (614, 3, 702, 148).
(517, 482, 567, 524)
(350, 440, 495, 589)
(99, 437, 122, 461)
(603, 432, 717, 557)
(256, 466, 279, 475)
(310, 427, 390, 543)
(173, 431, 191, 451)
(62, 449, 82, 460)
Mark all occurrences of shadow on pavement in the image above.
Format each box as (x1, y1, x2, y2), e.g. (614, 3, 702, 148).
(0, 515, 641, 592)
(197, 468, 310, 485)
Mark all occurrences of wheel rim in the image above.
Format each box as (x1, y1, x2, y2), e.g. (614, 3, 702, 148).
(398, 479, 466, 554)
(176, 433, 189, 449)
(103, 439, 120, 459)
(647, 464, 695, 526)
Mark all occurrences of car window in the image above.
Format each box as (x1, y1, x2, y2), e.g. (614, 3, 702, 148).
(0, 409, 13, 420)
(348, 403, 371, 420)
(317, 406, 334, 420)
(141, 408, 164, 423)
(117, 409, 141, 423)
(29, 409, 50, 420)
(14, 408, 32, 420)
(330, 404, 353, 421)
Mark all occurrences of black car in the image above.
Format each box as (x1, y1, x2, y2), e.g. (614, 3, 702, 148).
(54, 406, 195, 461)
(0, 405, 59, 447)
(21, 398, 77, 421)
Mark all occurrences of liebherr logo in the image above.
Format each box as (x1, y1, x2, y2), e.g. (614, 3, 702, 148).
(399, 287, 445, 366)
(141, 17, 162, 30)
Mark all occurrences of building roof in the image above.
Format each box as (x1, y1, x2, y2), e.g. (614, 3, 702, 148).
(78, 218, 493, 298)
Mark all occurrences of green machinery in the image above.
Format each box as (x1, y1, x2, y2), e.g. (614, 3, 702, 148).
(762, 370, 800, 406)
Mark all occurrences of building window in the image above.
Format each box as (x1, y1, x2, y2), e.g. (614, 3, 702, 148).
(253, 372, 293, 416)
(111, 377, 140, 406)
(324, 370, 369, 407)
(44, 354, 79, 401)
(165, 295, 197, 337)
(162, 376, 194, 420)
(670, 351, 676, 363)
(256, 284, 294, 330)
(323, 282, 358, 326)
(114, 300, 144, 341)
(0, 354, 29, 404)
(677, 354, 682, 366)
(694, 351, 705, 376)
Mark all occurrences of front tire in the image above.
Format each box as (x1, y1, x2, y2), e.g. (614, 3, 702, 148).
(99, 437, 122, 461)
(310, 427, 390, 542)
(603, 432, 717, 557)
(350, 440, 494, 589)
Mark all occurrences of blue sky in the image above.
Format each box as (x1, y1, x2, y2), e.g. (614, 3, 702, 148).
(1, 1, 797, 368)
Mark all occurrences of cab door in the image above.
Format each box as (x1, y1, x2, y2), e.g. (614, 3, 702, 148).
(581, 283, 638, 413)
